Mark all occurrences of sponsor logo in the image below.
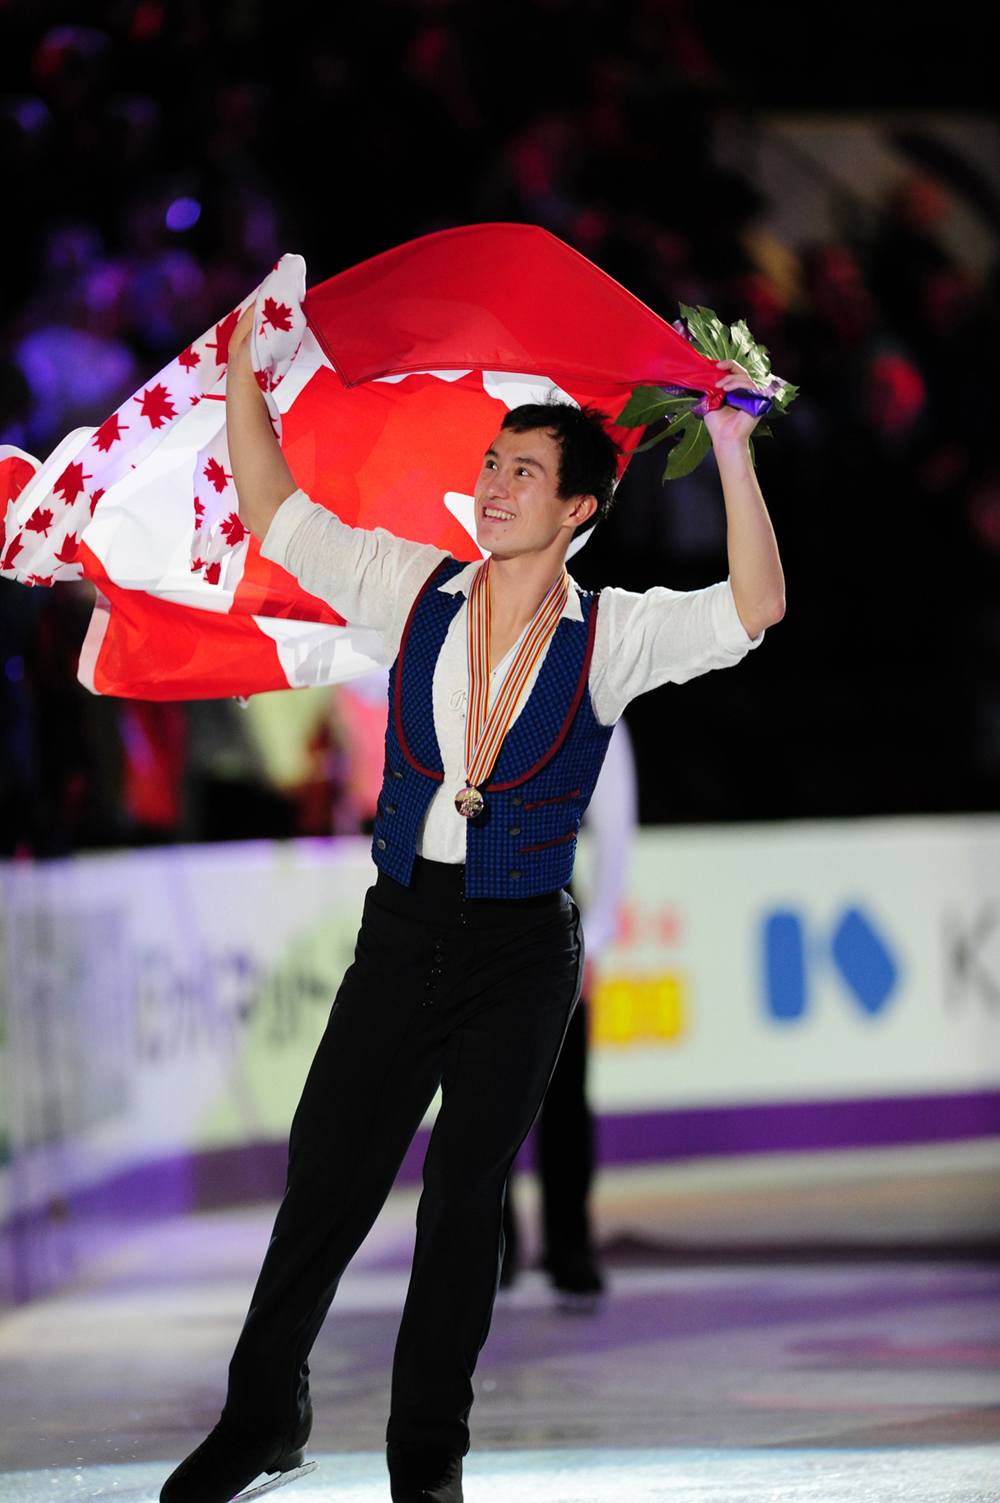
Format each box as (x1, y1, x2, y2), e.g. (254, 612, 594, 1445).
(591, 972, 686, 1047)
(763, 906, 900, 1021)
(944, 905, 1000, 1012)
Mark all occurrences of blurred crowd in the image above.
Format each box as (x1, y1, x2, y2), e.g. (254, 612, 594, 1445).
(1, 0, 999, 856)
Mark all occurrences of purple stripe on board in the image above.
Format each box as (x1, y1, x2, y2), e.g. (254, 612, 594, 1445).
(596, 1091, 1000, 1164)
(7, 1091, 998, 1231)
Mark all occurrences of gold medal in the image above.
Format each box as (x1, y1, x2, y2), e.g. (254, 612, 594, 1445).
(455, 786, 485, 819)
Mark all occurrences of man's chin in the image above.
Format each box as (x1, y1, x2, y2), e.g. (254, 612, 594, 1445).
(478, 537, 522, 560)
(475, 525, 512, 554)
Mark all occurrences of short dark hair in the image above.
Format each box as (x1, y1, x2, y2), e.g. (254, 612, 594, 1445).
(500, 402, 621, 523)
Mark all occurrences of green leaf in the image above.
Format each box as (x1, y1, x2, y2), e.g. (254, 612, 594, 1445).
(634, 398, 700, 450)
(731, 319, 769, 373)
(616, 388, 667, 427)
(730, 319, 755, 356)
(655, 394, 699, 416)
(615, 386, 692, 428)
(680, 303, 731, 362)
(663, 414, 713, 480)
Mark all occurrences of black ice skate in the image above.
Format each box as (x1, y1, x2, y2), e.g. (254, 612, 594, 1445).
(231, 1463, 318, 1502)
(387, 1443, 463, 1503)
(160, 1414, 314, 1503)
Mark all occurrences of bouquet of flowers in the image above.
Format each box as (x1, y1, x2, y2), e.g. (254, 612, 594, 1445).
(616, 303, 799, 480)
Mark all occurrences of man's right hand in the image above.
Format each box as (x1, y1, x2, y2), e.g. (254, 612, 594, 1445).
(228, 302, 256, 364)
(225, 299, 299, 543)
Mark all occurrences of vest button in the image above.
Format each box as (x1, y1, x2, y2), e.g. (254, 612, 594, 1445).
(509, 825, 520, 836)
(392, 770, 404, 780)
(511, 794, 523, 807)
(509, 870, 520, 881)
(376, 838, 387, 851)
(386, 804, 396, 815)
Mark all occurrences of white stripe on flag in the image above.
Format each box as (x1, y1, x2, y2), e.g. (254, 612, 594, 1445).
(252, 617, 389, 689)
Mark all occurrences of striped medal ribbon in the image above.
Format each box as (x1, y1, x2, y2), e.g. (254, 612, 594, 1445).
(454, 560, 569, 819)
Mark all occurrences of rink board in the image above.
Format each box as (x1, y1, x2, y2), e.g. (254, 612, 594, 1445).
(1, 817, 998, 1235)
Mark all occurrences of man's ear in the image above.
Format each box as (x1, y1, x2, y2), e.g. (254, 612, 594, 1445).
(564, 494, 598, 530)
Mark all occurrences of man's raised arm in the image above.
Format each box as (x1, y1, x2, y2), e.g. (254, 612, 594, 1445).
(705, 359, 786, 640)
(226, 303, 299, 542)
(222, 301, 447, 657)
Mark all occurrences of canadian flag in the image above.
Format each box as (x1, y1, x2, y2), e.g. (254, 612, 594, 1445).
(0, 224, 719, 700)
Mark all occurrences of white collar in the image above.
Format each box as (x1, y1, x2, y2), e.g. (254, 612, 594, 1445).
(438, 559, 584, 622)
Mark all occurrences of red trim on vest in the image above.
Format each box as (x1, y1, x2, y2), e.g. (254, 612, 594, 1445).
(520, 831, 577, 854)
(522, 788, 581, 812)
(485, 593, 600, 792)
(393, 558, 452, 783)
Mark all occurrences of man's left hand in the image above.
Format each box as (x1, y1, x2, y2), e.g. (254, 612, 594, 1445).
(703, 359, 763, 447)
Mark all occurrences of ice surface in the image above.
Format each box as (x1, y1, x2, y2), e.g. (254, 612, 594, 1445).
(2, 1447, 999, 1503)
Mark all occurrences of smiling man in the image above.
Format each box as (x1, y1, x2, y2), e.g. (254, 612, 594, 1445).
(160, 309, 784, 1503)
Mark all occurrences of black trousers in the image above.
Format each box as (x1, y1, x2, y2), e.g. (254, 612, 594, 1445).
(222, 858, 583, 1456)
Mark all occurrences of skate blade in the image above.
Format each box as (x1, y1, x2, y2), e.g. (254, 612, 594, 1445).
(234, 1462, 318, 1502)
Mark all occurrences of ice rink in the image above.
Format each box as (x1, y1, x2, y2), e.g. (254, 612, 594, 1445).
(2, 1145, 998, 1502)
(3, 1446, 999, 1503)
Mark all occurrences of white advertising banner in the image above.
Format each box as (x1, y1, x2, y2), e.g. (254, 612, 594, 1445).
(580, 816, 1000, 1112)
(0, 839, 373, 1223)
(1, 816, 999, 1226)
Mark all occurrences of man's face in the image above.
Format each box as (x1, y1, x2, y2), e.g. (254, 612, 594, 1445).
(473, 426, 596, 560)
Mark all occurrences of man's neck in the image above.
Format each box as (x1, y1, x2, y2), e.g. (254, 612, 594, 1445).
(486, 544, 569, 668)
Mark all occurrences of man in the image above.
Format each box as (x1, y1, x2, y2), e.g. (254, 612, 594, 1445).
(162, 303, 784, 1503)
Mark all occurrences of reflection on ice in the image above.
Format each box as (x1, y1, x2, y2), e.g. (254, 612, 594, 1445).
(2, 1447, 999, 1503)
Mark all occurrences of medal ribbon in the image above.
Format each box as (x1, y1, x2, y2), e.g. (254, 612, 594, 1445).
(464, 560, 569, 790)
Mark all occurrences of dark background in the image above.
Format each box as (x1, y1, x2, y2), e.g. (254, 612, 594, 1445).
(2, 0, 999, 852)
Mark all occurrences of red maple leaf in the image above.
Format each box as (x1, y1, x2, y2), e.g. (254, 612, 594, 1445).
(260, 297, 293, 335)
(220, 511, 248, 546)
(29, 574, 53, 587)
(54, 533, 79, 564)
(204, 561, 222, 585)
(53, 461, 92, 506)
(89, 488, 105, 515)
(135, 384, 177, 429)
(26, 507, 54, 535)
(191, 557, 206, 572)
(94, 412, 127, 452)
(203, 457, 231, 493)
(178, 345, 201, 371)
(2, 534, 23, 569)
(194, 498, 205, 521)
(253, 367, 271, 393)
(207, 309, 241, 367)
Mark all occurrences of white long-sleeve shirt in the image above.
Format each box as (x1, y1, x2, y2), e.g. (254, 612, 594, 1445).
(262, 491, 761, 865)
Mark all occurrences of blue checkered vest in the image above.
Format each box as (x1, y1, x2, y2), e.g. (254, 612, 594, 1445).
(372, 557, 614, 898)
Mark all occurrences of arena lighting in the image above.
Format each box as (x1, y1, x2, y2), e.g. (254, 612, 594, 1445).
(165, 196, 201, 232)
